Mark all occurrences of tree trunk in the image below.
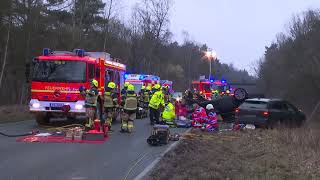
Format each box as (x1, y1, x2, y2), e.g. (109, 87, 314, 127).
(103, 0, 113, 51)
(0, 21, 11, 89)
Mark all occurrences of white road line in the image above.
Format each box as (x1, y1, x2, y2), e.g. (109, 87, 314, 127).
(134, 128, 192, 180)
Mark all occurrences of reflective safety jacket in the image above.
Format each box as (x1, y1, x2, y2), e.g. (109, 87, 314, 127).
(123, 93, 138, 111)
(104, 91, 118, 108)
(149, 90, 165, 110)
(143, 91, 151, 103)
(85, 87, 98, 107)
(162, 103, 175, 121)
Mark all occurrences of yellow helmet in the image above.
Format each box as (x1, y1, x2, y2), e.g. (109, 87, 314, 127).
(141, 85, 146, 90)
(154, 84, 161, 90)
(146, 85, 152, 91)
(124, 82, 130, 87)
(128, 84, 135, 91)
(107, 82, 116, 89)
(91, 79, 98, 87)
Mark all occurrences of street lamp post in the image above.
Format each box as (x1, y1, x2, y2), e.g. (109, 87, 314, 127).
(205, 50, 217, 78)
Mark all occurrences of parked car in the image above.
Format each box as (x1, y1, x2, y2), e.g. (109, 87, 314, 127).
(235, 98, 306, 128)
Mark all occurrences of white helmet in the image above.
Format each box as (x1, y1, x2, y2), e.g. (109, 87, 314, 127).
(206, 104, 214, 110)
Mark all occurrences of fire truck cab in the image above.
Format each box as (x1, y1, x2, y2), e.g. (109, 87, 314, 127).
(29, 49, 126, 125)
(125, 74, 160, 93)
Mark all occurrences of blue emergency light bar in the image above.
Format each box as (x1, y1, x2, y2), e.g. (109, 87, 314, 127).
(43, 48, 52, 56)
(74, 49, 85, 57)
(139, 75, 147, 80)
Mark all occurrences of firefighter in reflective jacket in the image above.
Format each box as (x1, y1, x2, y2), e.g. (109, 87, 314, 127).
(138, 85, 146, 107)
(144, 86, 152, 107)
(121, 82, 130, 96)
(162, 98, 176, 126)
(104, 82, 118, 130)
(121, 84, 138, 133)
(149, 84, 165, 125)
(80, 79, 99, 128)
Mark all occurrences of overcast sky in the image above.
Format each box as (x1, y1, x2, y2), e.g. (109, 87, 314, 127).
(123, 0, 320, 74)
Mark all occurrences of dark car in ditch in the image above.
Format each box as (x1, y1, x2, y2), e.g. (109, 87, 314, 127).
(235, 98, 306, 128)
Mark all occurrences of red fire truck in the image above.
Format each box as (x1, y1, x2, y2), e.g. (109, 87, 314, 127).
(29, 49, 126, 125)
(191, 79, 230, 99)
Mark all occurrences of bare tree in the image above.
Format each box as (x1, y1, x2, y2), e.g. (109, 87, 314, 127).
(0, 20, 11, 89)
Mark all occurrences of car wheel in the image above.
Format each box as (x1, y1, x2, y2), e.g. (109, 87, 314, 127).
(233, 88, 248, 101)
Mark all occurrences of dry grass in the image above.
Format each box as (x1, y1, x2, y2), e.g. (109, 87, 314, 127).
(0, 105, 33, 123)
(149, 127, 320, 180)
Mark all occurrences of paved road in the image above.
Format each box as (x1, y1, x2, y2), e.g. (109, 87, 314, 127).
(0, 118, 188, 180)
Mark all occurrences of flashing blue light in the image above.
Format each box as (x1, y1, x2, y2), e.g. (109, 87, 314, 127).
(124, 74, 129, 79)
(43, 48, 51, 56)
(221, 79, 226, 83)
(74, 49, 85, 57)
(140, 75, 148, 80)
(210, 80, 214, 82)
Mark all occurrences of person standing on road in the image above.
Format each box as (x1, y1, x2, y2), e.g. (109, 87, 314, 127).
(103, 81, 118, 131)
(120, 84, 138, 132)
(143, 85, 152, 109)
(80, 79, 99, 129)
(149, 84, 165, 125)
(121, 82, 130, 96)
(138, 85, 146, 107)
(211, 90, 220, 100)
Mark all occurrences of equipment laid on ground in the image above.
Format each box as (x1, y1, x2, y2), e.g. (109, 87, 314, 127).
(174, 119, 192, 128)
(147, 124, 170, 146)
(16, 123, 108, 144)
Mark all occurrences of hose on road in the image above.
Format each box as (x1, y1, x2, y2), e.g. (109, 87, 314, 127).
(0, 124, 84, 138)
(0, 130, 38, 137)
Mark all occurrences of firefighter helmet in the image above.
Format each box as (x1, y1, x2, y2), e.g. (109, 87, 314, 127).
(141, 85, 146, 90)
(128, 84, 135, 91)
(91, 79, 98, 87)
(154, 84, 161, 90)
(206, 104, 214, 110)
(124, 82, 130, 87)
(146, 85, 152, 91)
(107, 82, 116, 89)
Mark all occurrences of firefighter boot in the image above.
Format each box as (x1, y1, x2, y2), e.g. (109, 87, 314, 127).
(121, 120, 128, 132)
(128, 120, 134, 133)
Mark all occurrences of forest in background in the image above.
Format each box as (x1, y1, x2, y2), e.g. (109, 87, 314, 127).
(257, 10, 320, 113)
(0, 0, 254, 105)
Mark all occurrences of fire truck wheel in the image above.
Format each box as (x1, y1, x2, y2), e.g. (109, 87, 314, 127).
(35, 113, 50, 125)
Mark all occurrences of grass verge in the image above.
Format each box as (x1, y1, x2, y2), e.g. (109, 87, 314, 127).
(0, 105, 33, 124)
(148, 127, 320, 180)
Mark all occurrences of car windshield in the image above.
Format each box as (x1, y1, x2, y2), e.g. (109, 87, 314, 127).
(240, 100, 268, 109)
(32, 60, 86, 82)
